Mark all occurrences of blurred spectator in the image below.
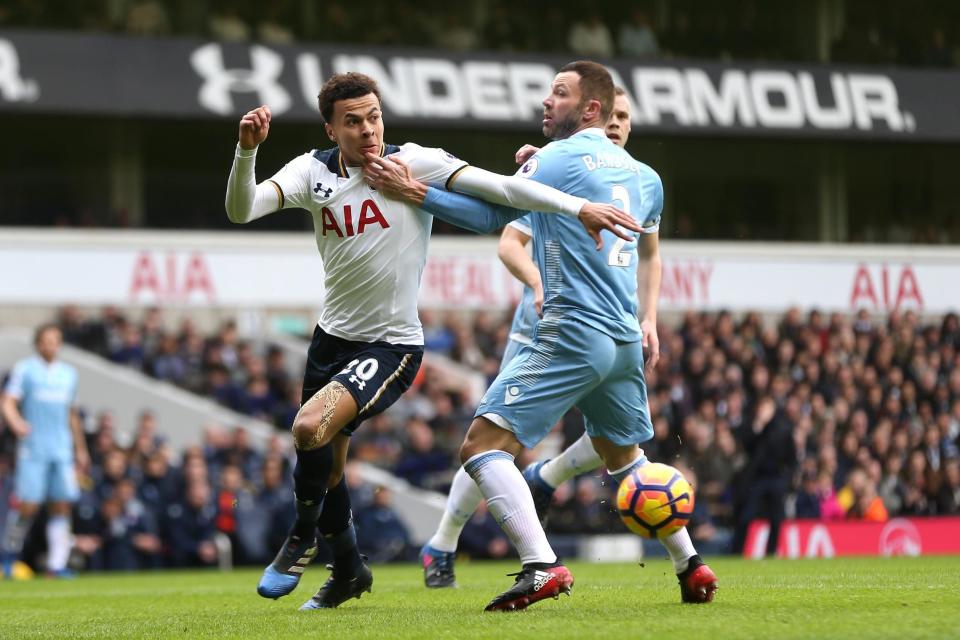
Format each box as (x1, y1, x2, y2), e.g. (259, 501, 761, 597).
(166, 481, 218, 567)
(567, 12, 614, 58)
(483, 1, 522, 52)
(618, 10, 659, 58)
(355, 487, 410, 563)
(923, 28, 954, 67)
(434, 14, 479, 51)
(732, 396, 797, 555)
(352, 414, 403, 467)
(938, 458, 960, 514)
(255, 4, 296, 45)
(204, 364, 243, 411)
(128, 410, 160, 470)
(123, 0, 171, 37)
(237, 375, 276, 422)
(110, 322, 146, 369)
(208, 3, 250, 41)
(393, 418, 452, 491)
(151, 334, 187, 384)
(215, 465, 252, 563)
(224, 427, 262, 480)
(459, 500, 510, 559)
(549, 476, 617, 534)
(264, 346, 292, 403)
(87, 410, 118, 469)
(676, 463, 732, 554)
(138, 451, 177, 524)
(878, 455, 906, 514)
(95, 448, 132, 501)
(816, 470, 846, 520)
(254, 456, 295, 560)
(94, 479, 163, 570)
(793, 471, 821, 518)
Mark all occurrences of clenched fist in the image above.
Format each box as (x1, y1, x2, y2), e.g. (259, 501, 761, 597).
(239, 105, 272, 150)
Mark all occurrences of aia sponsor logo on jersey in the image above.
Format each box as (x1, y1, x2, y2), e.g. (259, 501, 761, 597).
(320, 199, 390, 238)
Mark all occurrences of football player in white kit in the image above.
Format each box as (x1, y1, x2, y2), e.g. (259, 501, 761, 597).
(225, 72, 640, 611)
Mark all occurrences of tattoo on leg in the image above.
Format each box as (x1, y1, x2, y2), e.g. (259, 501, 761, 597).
(294, 381, 347, 450)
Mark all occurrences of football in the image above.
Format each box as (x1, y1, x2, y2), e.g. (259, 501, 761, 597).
(616, 463, 695, 539)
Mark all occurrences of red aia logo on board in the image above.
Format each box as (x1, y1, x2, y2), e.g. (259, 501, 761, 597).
(129, 251, 216, 302)
(849, 264, 923, 311)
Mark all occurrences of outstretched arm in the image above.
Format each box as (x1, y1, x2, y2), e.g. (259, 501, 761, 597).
(225, 105, 282, 224)
(364, 154, 641, 247)
(449, 167, 642, 247)
(362, 154, 525, 233)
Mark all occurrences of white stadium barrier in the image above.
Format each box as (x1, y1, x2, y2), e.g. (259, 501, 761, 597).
(0, 228, 958, 315)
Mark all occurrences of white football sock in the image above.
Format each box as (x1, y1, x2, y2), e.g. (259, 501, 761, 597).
(538, 432, 604, 488)
(661, 527, 697, 574)
(427, 466, 483, 553)
(609, 452, 649, 484)
(463, 450, 557, 566)
(46, 515, 72, 572)
(2, 509, 33, 556)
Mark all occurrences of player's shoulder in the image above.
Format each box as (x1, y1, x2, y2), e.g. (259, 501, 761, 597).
(637, 160, 663, 196)
(536, 138, 576, 158)
(13, 356, 38, 374)
(392, 142, 467, 184)
(634, 158, 662, 185)
(306, 147, 344, 178)
(517, 139, 570, 180)
(393, 142, 460, 163)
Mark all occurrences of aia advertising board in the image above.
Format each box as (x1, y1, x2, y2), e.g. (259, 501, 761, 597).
(744, 518, 960, 559)
(0, 232, 957, 313)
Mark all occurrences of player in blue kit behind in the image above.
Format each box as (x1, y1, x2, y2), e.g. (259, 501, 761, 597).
(2, 324, 89, 579)
(364, 62, 717, 610)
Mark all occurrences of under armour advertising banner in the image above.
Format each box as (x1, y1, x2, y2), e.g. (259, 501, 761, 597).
(2, 30, 960, 141)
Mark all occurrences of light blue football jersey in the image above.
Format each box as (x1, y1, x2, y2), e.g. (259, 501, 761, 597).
(518, 127, 663, 342)
(4, 356, 77, 461)
(505, 214, 540, 344)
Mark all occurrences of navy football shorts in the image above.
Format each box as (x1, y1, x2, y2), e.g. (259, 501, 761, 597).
(300, 325, 423, 435)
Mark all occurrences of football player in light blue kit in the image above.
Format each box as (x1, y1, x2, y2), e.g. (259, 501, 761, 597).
(2, 324, 89, 578)
(364, 62, 717, 610)
(418, 88, 669, 590)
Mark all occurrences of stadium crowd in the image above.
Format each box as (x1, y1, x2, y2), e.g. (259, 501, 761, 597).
(4, 303, 959, 570)
(1, 0, 958, 67)
(0, 303, 956, 570)
(0, 410, 422, 571)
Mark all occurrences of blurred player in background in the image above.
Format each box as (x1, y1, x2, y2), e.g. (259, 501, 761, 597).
(365, 63, 717, 610)
(225, 72, 638, 610)
(1, 324, 89, 579)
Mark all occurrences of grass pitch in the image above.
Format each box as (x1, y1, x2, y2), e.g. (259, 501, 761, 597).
(1, 556, 957, 639)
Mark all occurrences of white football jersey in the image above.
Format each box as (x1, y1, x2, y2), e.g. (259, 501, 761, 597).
(268, 143, 468, 345)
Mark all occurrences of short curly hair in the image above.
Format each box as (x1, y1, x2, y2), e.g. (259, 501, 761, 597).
(317, 72, 382, 123)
